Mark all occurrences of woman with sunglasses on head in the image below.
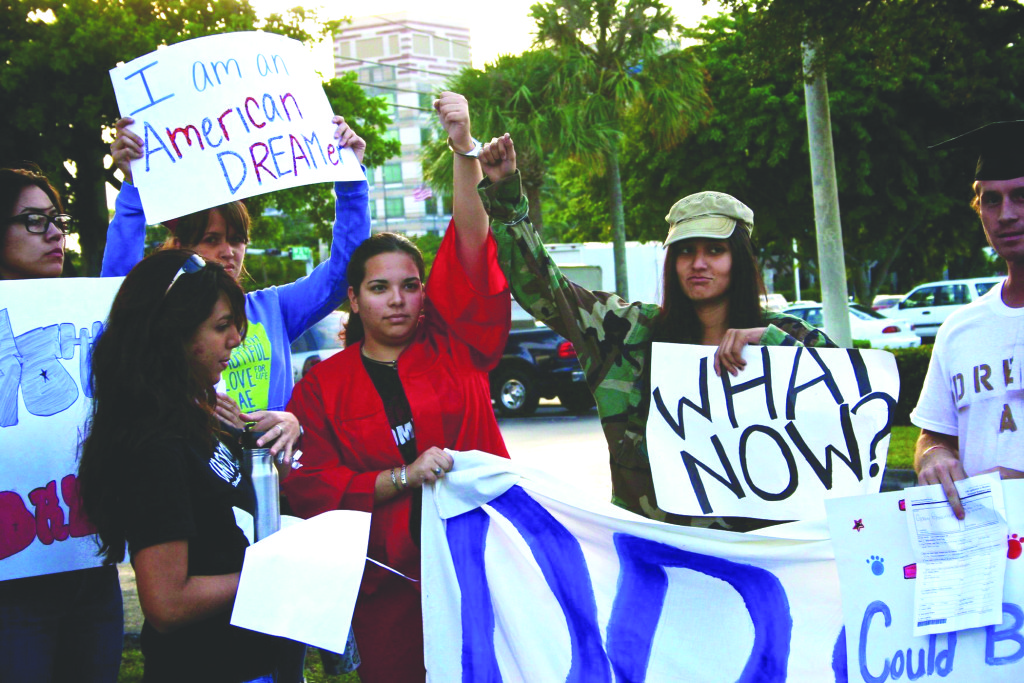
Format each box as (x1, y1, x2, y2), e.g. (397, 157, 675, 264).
(102, 115, 370, 462)
(475, 136, 837, 533)
(280, 92, 510, 683)
(78, 249, 289, 682)
(0, 167, 125, 682)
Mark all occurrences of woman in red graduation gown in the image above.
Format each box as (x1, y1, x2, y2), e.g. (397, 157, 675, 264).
(281, 92, 511, 682)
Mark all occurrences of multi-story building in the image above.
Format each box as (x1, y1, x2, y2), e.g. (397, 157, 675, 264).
(334, 14, 472, 236)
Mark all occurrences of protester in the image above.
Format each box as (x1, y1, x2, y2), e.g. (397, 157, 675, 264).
(102, 115, 369, 460)
(475, 135, 837, 531)
(912, 120, 1024, 518)
(0, 166, 124, 681)
(76, 249, 294, 682)
(281, 92, 511, 682)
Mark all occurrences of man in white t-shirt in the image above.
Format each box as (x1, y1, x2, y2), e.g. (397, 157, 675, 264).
(911, 120, 1024, 518)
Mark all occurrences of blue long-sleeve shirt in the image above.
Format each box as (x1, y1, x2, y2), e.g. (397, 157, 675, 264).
(101, 179, 369, 411)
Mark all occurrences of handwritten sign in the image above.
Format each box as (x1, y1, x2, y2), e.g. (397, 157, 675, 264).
(647, 343, 899, 520)
(826, 481, 1024, 682)
(0, 278, 122, 581)
(109, 31, 364, 223)
(422, 450, 847, 681)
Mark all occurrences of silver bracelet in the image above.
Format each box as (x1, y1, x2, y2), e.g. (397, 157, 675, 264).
(400, 464, 408, 488)
(390, 468, 400, 492)
(920, 444, 954, 460)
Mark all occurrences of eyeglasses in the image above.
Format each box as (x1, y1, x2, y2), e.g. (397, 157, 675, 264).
(7, 212, 73, 234)
(166, 254, 207, 295)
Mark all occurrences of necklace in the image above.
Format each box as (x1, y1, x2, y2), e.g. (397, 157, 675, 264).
(361, 351, 398, 369)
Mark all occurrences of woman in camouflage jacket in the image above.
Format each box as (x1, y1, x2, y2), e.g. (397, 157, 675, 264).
(474, 134, 837, 531)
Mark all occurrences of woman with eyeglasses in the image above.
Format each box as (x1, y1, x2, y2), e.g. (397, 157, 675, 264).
(77, 249, 288, 682)
(280, 93, 511, 683)
(102, 115, 370, 464)
(0, 167, 124, 681)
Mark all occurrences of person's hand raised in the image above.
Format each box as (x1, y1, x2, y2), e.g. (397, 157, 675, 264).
(480, 134, 516, 184)
(111, 117, 143, 184)
(433, 91, 474, 153)
(333, 115, 366, 165)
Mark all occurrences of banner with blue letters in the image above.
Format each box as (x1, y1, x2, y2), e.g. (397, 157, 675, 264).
(109, 31, 364, 224)
(423, 452, 1024, 681)
(827, 482, 1024, 682)
(422, 451, 847, 682)
(0, 278, 121, 580)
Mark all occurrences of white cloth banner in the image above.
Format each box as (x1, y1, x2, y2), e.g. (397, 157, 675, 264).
(422, 450, 847, 682)
(0, 278, 122, 580)
(826, 481, 1024, 682)
(647, 343, 898, 520)
(109, 31, 364, 224)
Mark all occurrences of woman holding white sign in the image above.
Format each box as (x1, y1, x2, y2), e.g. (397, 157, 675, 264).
(476, 136, 837, 531)
(281, 93, 511, 683)
(79, 249, 291, 682)
(0, 166, 124, 682)
(102, 115, 369, 462)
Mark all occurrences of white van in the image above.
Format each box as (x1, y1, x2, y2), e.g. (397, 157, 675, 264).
(885, 277, 1004, 341)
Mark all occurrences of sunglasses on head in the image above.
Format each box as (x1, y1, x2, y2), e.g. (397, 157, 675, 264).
(165, 254, 207, 295)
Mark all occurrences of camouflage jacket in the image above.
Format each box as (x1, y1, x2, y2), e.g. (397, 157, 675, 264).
(479, 171, 837, 529)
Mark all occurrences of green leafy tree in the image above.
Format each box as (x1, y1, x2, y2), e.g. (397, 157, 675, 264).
(550, 6, 1024, 302)
(421, 49, 562, 239)
(528, 0, 711, 298)
(0, 0, 342, 275)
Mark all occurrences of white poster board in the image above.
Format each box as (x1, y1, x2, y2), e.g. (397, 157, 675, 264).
(422, 450, 847, 682)
(109, 31, 364, 223)
(647, 343, 899, 520)
(826, 481, 1024, 681)
(0, 278, 121, 580)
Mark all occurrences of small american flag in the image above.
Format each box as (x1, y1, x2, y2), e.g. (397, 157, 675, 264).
(412, 185, 433, 202)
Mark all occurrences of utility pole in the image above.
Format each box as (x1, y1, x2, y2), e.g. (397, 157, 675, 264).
(802, 40, 852, 347)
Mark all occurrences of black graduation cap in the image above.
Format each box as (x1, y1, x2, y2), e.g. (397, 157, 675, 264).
(930, 121, 1024, 180)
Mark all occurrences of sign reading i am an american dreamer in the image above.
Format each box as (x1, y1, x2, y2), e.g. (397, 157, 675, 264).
(647, 343, 900, 520)
(109, 31, 365, 224)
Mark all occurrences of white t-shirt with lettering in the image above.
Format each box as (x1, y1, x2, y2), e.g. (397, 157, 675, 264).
(911, 283, 1024, 474)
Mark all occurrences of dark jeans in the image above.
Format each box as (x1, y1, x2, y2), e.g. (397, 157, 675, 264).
(0, 565, 123, 683)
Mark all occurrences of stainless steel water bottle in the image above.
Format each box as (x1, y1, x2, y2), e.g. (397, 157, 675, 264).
(242, 429, 281, 541)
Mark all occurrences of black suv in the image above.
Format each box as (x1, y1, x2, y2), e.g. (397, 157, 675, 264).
(490, 326, 594, 417)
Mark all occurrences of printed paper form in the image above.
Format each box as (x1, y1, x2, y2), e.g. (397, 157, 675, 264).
(905, 473, 1008, 636)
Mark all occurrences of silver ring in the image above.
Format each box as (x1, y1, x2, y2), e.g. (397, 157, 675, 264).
(275, 424, 283, 434)
(433, 467, 443, 475)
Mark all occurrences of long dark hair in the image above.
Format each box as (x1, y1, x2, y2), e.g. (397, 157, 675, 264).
(653, 225, 766, 343)
(344, 232, 425, 345)
(0, 166, 64, 274)
(78, 250, 247, 563)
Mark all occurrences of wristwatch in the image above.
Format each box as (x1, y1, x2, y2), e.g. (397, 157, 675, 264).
(447, 136, 483, 158)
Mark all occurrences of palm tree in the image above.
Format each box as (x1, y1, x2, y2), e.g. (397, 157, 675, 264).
(529, 0, 711, 298)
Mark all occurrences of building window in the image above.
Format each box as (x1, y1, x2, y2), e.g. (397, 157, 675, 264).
(370, 200, 377, 219)
(388, 35, 399, 54)
(413, 34, 430, 55)
(418, 92, 433, 110)
(453, 43, 470, 61)
(442, 195, 453, 215)
(424, 196, 438, 215)
(356, 37, 384, 59)
(337, 41, 352, 58)
(365, 168, 375, 186)
(385, 198, 405, 218)
(383, 163, 402, 184)
(433, 36, 451, 57)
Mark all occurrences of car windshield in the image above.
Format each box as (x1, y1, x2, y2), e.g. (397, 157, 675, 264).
(976, 281, 1000, 296)
(291, 314, 346, 353)
(850, 303, 887, 320)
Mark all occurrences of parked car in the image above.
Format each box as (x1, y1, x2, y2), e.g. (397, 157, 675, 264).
(290, 310, 348, 382)
(872, 294, 904, 311)
(761, 293, 789, 313)
(491, 325, 593, 417)
(884, 277, 1003, 342)
(783, 303, 921, 349)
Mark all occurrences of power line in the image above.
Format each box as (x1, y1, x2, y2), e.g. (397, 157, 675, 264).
(356, 81, 433, 96)
(335, 54, 461, 79)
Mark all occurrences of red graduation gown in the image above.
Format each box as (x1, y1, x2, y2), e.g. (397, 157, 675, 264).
(283, 223, 511, 682)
